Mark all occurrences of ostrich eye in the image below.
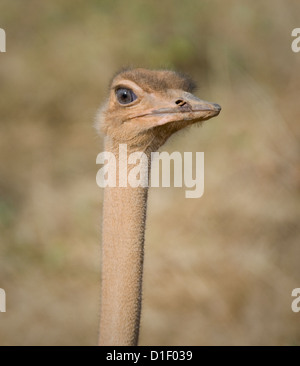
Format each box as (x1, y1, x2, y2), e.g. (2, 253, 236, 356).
(116, 88, 137, 105)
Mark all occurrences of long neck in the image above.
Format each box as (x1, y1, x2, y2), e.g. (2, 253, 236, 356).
(99, 137, 150, 346)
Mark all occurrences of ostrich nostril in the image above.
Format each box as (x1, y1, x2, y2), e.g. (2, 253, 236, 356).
(175, 99, 187, 107)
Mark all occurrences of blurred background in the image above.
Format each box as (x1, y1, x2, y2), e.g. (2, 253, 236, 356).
(0, 0, 300, 346)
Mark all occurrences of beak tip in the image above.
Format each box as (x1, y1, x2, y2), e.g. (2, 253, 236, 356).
(213, 103, 221, 112)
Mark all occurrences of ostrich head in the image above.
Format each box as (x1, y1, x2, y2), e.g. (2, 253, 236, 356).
(97, 68, 221, 150)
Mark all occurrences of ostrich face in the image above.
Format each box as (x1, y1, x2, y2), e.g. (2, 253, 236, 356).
(98, 68, 221, 149)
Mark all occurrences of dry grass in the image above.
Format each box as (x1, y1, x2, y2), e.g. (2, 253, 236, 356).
(0, 0, 300, 345)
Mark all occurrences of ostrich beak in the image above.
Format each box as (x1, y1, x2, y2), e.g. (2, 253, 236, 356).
(149, 91, 221, 126)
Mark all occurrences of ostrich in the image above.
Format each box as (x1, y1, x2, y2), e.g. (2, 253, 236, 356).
(96, 68, 221, 346)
